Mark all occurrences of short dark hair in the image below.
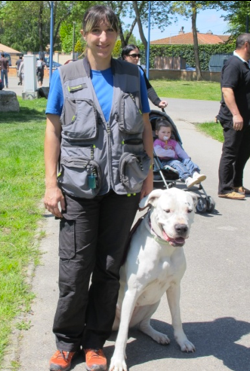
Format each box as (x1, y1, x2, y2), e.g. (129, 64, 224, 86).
(236, 33, 250, 49)
(155, 118, 172, 132)
(121, 44, 139, 59)
(82, 5, 119, 34)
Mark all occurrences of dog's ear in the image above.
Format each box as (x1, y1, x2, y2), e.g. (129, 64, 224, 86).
(187, 191, 198, 208)
(139, 189, 163, 210)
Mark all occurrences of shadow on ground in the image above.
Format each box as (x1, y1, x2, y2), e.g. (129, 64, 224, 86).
(70, 317, 249, 371)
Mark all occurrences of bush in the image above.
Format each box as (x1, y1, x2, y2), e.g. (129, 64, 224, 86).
(139, 43, 235, 71)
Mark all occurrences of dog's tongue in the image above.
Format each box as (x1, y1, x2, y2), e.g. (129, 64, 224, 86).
(162, 230, 185, 246)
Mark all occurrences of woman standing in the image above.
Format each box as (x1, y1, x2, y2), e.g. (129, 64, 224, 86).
(44, 5, 153, 371)
(121, 44, 168, 109)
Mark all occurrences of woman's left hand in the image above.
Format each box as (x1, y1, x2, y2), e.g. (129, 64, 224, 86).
(158, 100, 168, 108)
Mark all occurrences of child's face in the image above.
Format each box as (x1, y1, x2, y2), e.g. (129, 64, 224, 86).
(156, 126, 172, 141)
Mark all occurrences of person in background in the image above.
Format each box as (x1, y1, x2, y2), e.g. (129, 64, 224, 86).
(44, 5, 153, 371)
(154, 118, 206, 188)
(18, 58, 24, 85)
(16, 56, 23, 85)
(217, 33, 250, 200)
(36, 57, 47, 87)
(0, 51, 9, 88)
(121, 44, 168, 109)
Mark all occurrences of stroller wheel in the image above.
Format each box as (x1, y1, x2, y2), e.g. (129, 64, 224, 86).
(196, 197, 207, 213)
(206, 196, 215, 213)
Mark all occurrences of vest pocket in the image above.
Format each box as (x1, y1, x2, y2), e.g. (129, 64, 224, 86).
(62, 99, 99, 141)
(58, 157, 102, 199)
(118, 93, 144, 134)
(119, 152, 151, 193)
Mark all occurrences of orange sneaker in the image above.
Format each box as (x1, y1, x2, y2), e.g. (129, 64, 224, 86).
(49, 350, 76, 371)
(84, 349, 107, 371)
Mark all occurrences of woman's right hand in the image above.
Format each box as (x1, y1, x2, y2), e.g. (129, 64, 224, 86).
(44, 186, 65, 218)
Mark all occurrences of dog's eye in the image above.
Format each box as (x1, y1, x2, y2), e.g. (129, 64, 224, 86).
(165, 209, 171, 213)
(187, 209, 193, 213)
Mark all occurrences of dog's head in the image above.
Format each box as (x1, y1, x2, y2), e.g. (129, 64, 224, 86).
(139, 188, 197, 247)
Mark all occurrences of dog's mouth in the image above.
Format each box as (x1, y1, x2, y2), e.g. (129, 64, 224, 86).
(162, 230, 186, 246)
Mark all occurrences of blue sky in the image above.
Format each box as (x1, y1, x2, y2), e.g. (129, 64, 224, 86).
(129, 8, 229, 42)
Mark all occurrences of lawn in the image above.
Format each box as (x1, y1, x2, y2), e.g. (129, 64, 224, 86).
(0, 82, 223, 366)
(0, 98, 47, 364)
(151, 79, 221, 101)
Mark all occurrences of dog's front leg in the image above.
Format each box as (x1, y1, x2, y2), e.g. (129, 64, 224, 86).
(166, 283, 195, 352)
(109, 289, 139, 371)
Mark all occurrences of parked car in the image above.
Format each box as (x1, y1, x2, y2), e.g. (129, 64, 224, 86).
(185, 63, 196, 71)
(209, 53, 232, 72)
(45, 58, 62, 69)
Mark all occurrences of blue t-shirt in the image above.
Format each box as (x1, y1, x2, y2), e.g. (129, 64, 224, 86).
(46, 66, 150, 120)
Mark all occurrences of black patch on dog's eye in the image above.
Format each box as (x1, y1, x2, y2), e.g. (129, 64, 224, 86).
(165, 209, 171, 213)
(187, 209, 193, 213)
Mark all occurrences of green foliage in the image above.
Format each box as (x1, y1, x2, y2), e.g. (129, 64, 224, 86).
(139, 42, 235, 71)
(75, 39, 85, 54)
(113, 39, 122, 58)
(222, 1, 250, 34)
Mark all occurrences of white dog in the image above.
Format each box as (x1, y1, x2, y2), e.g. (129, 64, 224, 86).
(109, 188, 197, 371)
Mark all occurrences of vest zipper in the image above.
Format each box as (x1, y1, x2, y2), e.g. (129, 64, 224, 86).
(106, 122, 112, 190)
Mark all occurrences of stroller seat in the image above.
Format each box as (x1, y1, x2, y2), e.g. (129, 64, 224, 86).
(150, 109, 216, 214)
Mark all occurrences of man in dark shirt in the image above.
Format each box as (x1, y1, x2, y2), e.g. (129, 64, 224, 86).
(218, 33, 250, 200)
(0, 51, 9, 88)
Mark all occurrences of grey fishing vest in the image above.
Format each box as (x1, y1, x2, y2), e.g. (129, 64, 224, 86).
(57, 57, 151, 199)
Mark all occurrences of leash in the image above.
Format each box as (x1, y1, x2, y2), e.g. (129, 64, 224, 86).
(121, 209, 149, 265)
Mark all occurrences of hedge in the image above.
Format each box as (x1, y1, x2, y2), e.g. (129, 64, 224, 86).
(139, 43, 235, 71)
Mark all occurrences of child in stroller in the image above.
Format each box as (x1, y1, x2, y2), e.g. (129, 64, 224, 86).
(154, 117, 207, 188)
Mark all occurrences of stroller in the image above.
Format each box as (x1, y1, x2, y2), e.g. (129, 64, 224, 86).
(150, 109, 216, 214)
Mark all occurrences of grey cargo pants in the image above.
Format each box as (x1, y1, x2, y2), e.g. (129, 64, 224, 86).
(53, 190, 140, 351)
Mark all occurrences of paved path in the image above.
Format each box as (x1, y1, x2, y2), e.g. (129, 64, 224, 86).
(2, 81, 250, 371)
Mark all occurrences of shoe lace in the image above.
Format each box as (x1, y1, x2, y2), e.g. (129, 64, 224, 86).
(88, 349, 104, 359)
(56, 351, 72, 361)
(94, 349, 103, 357)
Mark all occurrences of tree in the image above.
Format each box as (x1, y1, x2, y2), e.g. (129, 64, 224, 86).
(220, 1, 250, 35)
(171, 1, 225, 81)
(0, 1, 93, 52)
(131, 1, 174, 50)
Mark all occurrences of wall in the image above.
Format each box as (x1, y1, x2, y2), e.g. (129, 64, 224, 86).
(8, 66, 221, 83)
(149, 69, 221, 82)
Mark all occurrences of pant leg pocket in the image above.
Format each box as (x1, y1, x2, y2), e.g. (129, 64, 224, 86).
(59, 219, 76, 259)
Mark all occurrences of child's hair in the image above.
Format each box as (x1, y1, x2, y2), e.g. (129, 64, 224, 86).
(155, 118, 173, 132)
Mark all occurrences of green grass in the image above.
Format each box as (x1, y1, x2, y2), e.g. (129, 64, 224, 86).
(0, 98, 47, 363)
(196, 121, 224, 142)
(151, 79, 221, 101)
(0, 81, 224, 365)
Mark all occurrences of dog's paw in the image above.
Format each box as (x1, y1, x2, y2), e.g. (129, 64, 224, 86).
(151, 331, 170, 345)
(109, 357, 127, 371)
(179, 339, 196, 353)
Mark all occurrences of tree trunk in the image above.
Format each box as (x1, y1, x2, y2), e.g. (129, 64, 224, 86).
(133, 1, 147, 50)
(191, 4, 202, 81)
(38, 2, 44, 52)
